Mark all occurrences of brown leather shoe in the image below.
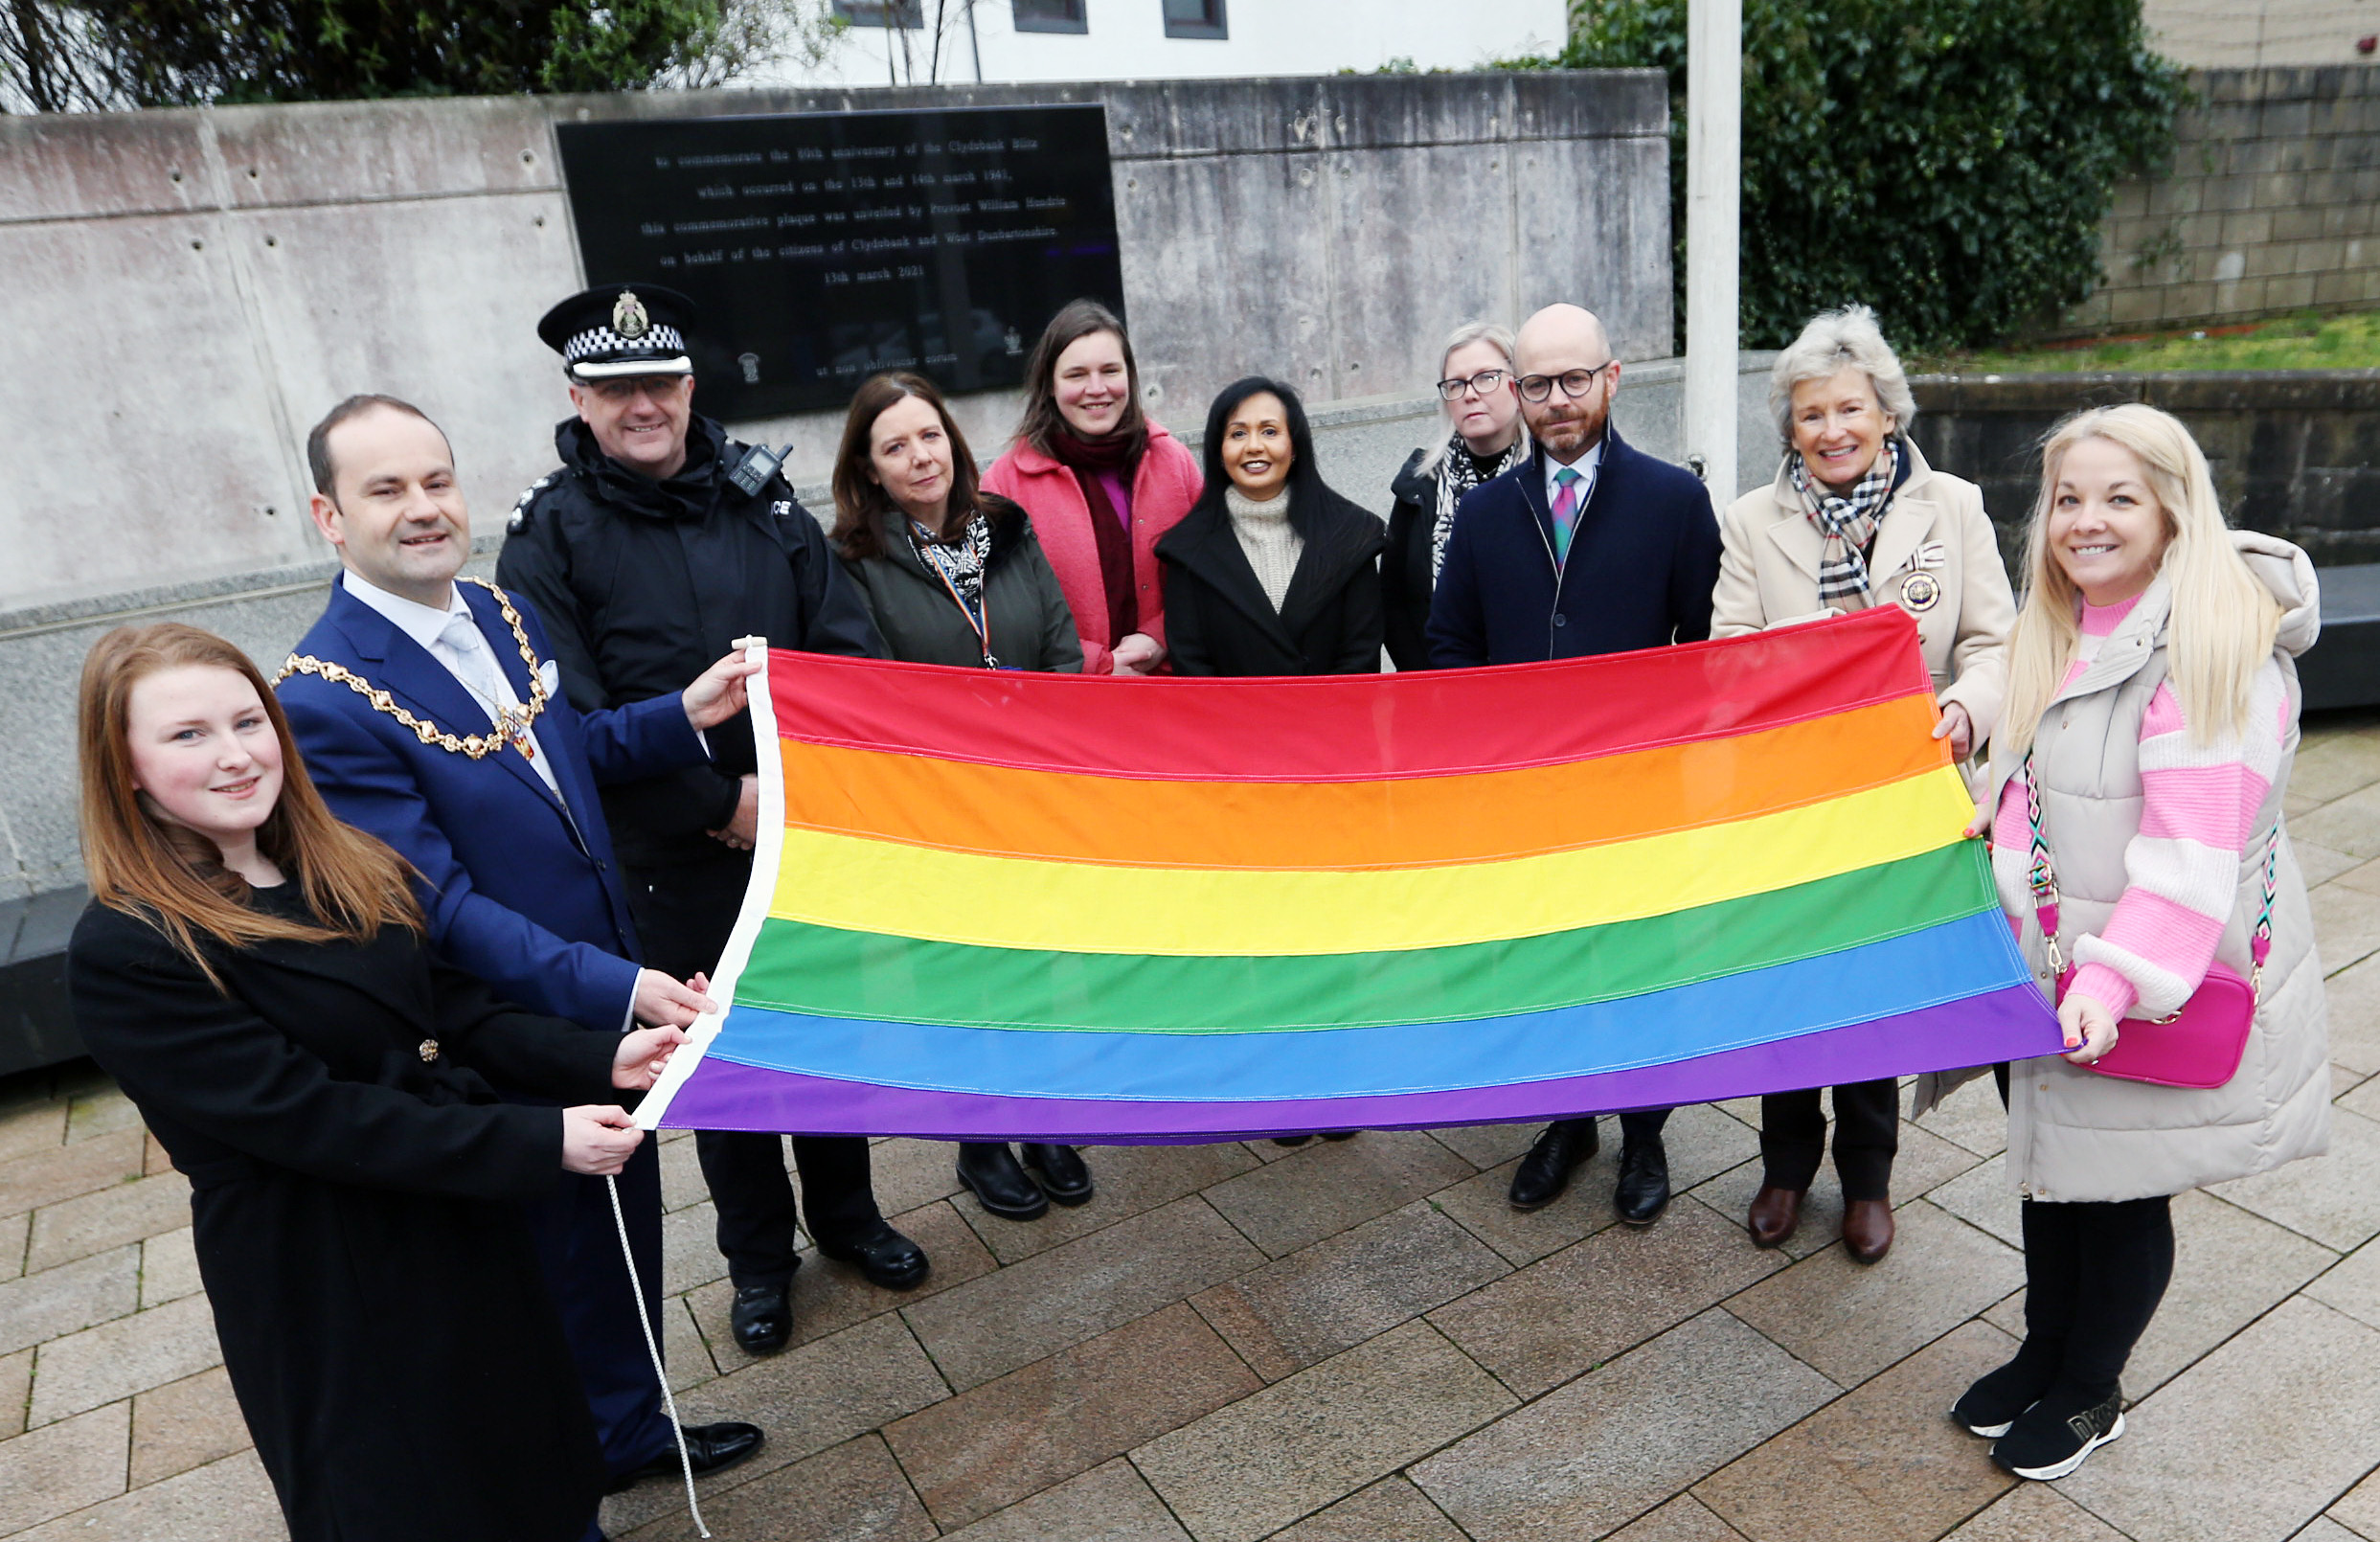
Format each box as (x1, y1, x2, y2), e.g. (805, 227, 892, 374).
(1747, 1185, 1804, 1248)
(1843, 1197, 1895, 1264)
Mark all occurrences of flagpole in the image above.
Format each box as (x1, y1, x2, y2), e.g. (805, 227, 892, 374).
(1684, 0, 1743, 504)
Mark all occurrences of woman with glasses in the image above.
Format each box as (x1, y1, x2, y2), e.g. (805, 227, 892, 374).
(1383, 321, 1531, 669)
(1711, 305, 2016, 1265)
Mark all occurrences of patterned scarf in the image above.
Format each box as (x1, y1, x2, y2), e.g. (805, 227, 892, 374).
(910, 512, 994, 645)
(1430, 431, 1531, 581)
(1791, 436, 1900, 605)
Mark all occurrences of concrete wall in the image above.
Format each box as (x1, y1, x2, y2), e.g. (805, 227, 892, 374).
(0, 70, 1670, 613)
(2142, 0, 2380, 69)
(2057, 65, 2380, 336)
(1908, 369, 2380, 570)
(796, 0, 1570, 88)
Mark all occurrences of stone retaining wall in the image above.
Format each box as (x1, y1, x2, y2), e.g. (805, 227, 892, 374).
(1908, 369, 2380, 567)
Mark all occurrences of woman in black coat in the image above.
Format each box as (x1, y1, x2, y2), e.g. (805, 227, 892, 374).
(1157, 379, 1383, 1146)
(1158, 376, 1387, 678)
(63, 624, 683, 1542)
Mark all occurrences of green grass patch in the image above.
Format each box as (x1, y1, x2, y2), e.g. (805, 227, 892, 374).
(1915, 308, 2380, 374)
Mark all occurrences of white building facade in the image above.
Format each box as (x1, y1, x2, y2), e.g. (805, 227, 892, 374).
(789, 0, 1571, 86)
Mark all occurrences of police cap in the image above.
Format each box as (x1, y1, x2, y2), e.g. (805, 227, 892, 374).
(538, 283, 697, 382)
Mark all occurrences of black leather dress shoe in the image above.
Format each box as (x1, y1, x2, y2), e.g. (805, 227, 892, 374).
(605, 1420, 766, 1492)
(814, 1217, 932, 1288)
(1508, 1118, 1599, 1211)
(955, 1141, 1049, 1221)
(1019, 1142, 1094, 1205)
(728, 1281, 792, 1354)
(1614, 1137, 1671, 1226)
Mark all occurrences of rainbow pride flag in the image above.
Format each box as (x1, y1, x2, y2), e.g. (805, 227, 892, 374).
(637, 606, 2057, 1141)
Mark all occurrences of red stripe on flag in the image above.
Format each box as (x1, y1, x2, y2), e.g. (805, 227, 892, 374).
(769, 605, 1932, 783)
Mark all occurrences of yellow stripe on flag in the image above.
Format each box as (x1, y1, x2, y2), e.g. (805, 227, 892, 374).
(766, 765, 1978, 957)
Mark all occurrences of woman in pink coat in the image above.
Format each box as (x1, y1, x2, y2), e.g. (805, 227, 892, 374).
(982, 300, 1203, 674)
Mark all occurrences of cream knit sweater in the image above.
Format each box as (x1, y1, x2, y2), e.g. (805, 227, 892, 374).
(1224, 487, 1303, 614)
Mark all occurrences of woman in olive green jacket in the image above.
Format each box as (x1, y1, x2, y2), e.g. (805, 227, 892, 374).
(829, 371, 1088, 1224)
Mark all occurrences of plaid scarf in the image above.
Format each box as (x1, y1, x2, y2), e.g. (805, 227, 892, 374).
(1791, 437, 1900, 605)
(1431, 431, 1531, 581)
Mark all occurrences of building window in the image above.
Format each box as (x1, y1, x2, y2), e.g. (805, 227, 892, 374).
(1162, 0, 1227, 40)
(832, 0, 925, 25)
(1013, 0, 1088, 33)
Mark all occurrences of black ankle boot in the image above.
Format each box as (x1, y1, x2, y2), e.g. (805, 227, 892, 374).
(1019, 1143, 1093, 1205)
(955, 1142, 1048, 1220)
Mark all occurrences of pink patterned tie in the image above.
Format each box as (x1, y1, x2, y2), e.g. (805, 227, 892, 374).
(1550, 465, 1582, 564)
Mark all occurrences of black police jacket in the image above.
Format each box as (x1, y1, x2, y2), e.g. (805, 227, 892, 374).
(496, 415, 886, 868)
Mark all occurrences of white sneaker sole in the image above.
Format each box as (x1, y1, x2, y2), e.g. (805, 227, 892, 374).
(1952, 1410, 2015, 1438)
(2005, 1411, 2126, 1481)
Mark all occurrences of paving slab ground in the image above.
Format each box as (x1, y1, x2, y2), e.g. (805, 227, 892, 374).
(2, 708, 2376, 1540)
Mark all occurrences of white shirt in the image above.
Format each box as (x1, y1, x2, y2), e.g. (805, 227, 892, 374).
(1541, 436, 1606, 515)
(340, 573, 560, 795)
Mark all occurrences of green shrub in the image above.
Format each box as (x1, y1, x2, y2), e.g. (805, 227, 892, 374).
(7, 0, 845, 106)
(1518, 0, 2187, 352)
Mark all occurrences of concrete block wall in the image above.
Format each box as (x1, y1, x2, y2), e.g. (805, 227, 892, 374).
(2057, 65, 2380, 335)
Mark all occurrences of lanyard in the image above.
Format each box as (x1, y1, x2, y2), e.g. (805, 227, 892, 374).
(912, 529, 998, 669)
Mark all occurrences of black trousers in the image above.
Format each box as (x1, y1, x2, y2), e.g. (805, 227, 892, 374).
(2017, 1195, 2175, 1400)
(628, 850, 885, 1289)
(521, 1142, 674, 1477)
(1759, 1078, 1900, 1199)
(1548, 1108, 1670, 1145)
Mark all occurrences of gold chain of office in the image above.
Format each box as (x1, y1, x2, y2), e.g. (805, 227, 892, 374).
(270, 578, 552, 760)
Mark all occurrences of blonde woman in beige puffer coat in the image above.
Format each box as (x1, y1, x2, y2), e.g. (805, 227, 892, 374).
(1928, 403, 2327, 1485)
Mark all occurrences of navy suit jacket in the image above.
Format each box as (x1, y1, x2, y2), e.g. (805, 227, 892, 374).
(278, 578, 707, 1033)
(1426, 426, 1722, 667)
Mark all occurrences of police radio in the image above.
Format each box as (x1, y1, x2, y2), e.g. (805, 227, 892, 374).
(727, 443, 792, 497)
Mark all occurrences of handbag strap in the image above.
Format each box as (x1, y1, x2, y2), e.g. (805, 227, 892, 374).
(2022, 749, 2280, 1003)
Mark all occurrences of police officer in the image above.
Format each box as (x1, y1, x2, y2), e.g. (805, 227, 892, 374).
(498, 284, 927, 1355)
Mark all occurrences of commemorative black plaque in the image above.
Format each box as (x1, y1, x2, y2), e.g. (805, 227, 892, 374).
(555, 104, 1123, 420)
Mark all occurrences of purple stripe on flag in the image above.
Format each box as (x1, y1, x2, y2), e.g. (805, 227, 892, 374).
(658, 985, 2056, 1142)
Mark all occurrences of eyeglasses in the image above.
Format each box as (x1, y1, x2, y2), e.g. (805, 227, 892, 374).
(1516, 362, 1616, 402)
(1435, 369, 1512, 401)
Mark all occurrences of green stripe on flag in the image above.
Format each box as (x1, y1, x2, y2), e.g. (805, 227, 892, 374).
(733, 842, 1996, 1033)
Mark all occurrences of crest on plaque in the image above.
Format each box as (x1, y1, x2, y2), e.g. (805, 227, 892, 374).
(612, 289, 651, 340)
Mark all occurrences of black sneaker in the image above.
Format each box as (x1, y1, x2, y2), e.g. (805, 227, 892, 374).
(1991, 1386, 2125, 1480)
(1949, 1353, 2058, 1439)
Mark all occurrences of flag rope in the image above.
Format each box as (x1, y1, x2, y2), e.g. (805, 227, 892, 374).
(607, 1173, 710, 1538)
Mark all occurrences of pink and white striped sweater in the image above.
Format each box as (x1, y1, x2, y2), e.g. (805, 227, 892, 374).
(1992, 594, 2291, 1019)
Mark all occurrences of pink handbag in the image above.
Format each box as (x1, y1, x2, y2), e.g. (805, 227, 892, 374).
(2022, 753, 2276, 1090)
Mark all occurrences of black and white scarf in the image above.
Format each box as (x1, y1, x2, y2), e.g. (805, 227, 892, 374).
(1430, 432, 1531, 581)
(1790, 437, 1900, 605)
(910, 512, 993, 631)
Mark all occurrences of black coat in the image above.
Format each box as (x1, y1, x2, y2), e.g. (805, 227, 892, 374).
(1157, 487, 1387, 676)
(496, 415, 887, 870)
(840, 503, 1085, 672)
(64, 892, 617, 1542)
(1426, 428, 1721, 667)
(1381, 447, 1441, 672)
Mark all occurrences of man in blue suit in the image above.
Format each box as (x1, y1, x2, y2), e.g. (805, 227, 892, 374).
(1429, 303, 1723, 1226)
(277, 394, 764, 1507)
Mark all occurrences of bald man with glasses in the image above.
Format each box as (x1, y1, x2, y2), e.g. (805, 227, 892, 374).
(1427, 303, 1723, 1225)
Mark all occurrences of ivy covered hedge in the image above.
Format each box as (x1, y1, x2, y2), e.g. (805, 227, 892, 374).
(1527, 0, 2188, 351)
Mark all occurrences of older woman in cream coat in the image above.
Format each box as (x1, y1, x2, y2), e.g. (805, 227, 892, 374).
(1711, 305, 2015, 1266)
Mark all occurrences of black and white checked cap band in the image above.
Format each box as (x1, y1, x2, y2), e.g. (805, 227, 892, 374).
(563, 323, 692, 380)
